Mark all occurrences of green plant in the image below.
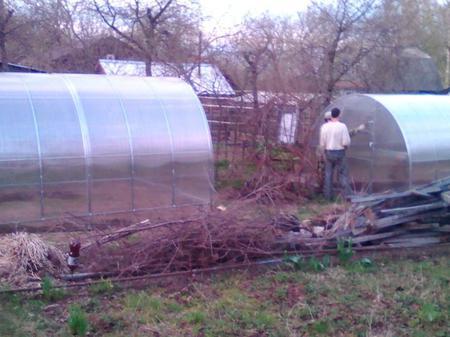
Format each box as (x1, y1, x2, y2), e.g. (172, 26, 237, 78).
(310, 320, 330, 335)
(185, 310, 206, 325)
(41, 276, 65, 301)
(274, 287, 288, 301)
(231, 179, 245, 190)
(307, 256, 330, 272)
(68, 305, 88, 336)
(254, 311, 276, 329)
(284, 254, 304, 270)
(418, 303, 441, 323)
(321, 254, 331, 268)
(89, 278, 114, 295)
(215, 159, 230, 171)
(337, 238, 353, 264)
(346, 258, 376, 273)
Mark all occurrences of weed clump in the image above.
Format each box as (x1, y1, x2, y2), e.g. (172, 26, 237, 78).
(41, 276, 66, 301)
(68, 305, 88, 336)
(88, 278, 114, 295)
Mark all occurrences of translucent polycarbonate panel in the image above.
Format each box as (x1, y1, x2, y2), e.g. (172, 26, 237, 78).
(70, 76, 131, 157)
(147, 78, 212, 153)
(43, 182, 87, 217)
(42, 158, 85, 183)
(0, 160, 40, 186)
(106, 77, 173, 155)
(91, 156, 131, 180)
(0, 185, 41, 222)
(68, 75, 132, 214)
(133, 154, 172, 209)
(176, 176, 211, 205)
(0, 75, 41, 222)
(42, 159, 88, 216)
(24, 75, 85, 159)
(91, 180, 132, 213)
(371, 95, 450, 186)
(0, 73, 213, 224)
(174, 152, 211, 204)
(145, 77, 213, 205)
(0, 79, 39, 160)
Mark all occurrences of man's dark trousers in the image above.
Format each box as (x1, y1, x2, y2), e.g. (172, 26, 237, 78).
(324, 149, 351, 200)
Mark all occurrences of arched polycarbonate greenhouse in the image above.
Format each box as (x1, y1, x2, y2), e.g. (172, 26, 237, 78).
(0, 73, 213, 224)
(324, 94, 450, 192)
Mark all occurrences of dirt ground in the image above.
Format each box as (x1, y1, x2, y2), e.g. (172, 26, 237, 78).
(0, 190, 448, 336)
(0, 245, 448, 337)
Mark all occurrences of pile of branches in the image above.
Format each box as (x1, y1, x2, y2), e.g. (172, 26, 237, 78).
(238, 154, 316, 204)
(83, 204, 285, 275)
(80, 179, 450, 277)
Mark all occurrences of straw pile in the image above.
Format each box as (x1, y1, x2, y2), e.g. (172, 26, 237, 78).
(0, 232, 66, 286)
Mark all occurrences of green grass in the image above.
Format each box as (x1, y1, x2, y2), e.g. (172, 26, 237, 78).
(68, 305, 88, 336)
(88, 278, 115, 295)
(41, 275, 66, 301)
(0, 252, 448, 336)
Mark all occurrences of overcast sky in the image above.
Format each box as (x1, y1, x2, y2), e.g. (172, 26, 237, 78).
(199, 0, 311, 32)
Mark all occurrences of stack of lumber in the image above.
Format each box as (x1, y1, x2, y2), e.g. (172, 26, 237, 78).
(274, 178, 450, 250)
(323, 178, 450, 248)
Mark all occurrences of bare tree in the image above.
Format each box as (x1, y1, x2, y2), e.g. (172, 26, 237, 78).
(93, 0, 200, 76)
(296, 0, 379, 105)
(0, 0, 15, 70)
(232, 16, 275, 110)
(446, 1, 450, 87)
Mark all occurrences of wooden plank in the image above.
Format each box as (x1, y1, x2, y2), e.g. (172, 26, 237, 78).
(350, 230, 406, 244)
(373, 210, 447, 231)
(400, 222, 440, 231)
(440, 191, 450, 205)
(351, 176, 450, 205)
(384, 232, 443, 240)
(433, 225, 450, 233)
(384, 237, 444, 248)
(380, 201, 447, 215)
(350, 191, 413, 204)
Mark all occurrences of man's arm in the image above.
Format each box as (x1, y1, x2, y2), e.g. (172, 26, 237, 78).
(349, 123, 366, 138)
(342, 125, 351, 148)
(319, 125, 326, 150)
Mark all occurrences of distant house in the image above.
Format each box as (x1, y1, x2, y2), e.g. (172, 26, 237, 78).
(0, 63, 45, 73)
(96, 58, 235, 97)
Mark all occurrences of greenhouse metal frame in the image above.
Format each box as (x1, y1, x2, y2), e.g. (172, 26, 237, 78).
(0, 73, 213, 224)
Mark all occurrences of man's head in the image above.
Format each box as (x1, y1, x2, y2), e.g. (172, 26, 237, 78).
(324, 110, 332, 122)
(331, 107, 341, 119)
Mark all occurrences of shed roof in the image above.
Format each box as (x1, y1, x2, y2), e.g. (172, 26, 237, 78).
(0, 63, 45, 73)
(98, 59, 235, 96)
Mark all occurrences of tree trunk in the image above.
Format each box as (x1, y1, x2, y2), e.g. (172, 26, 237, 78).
(0, 33, 7, 72)
(145, 57, 153, 76)
(446, 44, 450, 88)
(0, 0, 8, 71)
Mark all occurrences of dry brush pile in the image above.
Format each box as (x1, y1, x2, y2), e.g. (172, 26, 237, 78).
(0, 232, 66, 286)
(81, 178, 450, 277)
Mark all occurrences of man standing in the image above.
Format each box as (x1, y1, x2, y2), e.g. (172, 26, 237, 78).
(319, 107, 352, 200)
